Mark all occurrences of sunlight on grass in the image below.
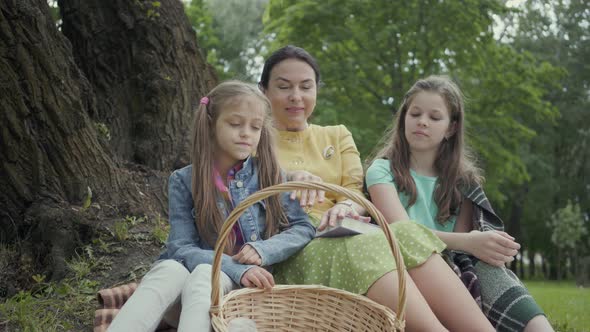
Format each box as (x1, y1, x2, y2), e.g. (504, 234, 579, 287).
(524, 281, 589, 332)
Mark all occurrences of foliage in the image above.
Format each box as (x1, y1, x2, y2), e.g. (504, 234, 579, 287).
(185, 0, 221, 72)
(133, 0, 162, 19)
(66, 246, 101, 280)
(456, 44, 561, 203)
(0, 290, 71, 331)
(81, 186, 93, 210)
(0, 246, 103, 331)
(185, 0, 268, 80)
(504, 0, 590, 260)
(263, 0, 560, 205)
(151, 214, 169, 245)
(94, 122, 111, 141)
(124, 214, 147, 226)
(113, 220, 129, 241)
(548, 201, 587, 250)
(47, 0, 60, 23)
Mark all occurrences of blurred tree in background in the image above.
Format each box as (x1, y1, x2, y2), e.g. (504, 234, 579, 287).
(548, 201, 586, 280)
(185, 0, 268, 80)
(506, 0, 590, 279)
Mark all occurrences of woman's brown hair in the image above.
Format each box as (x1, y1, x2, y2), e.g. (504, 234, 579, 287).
(191, 81, 288, 254)
(370, 76, 483, 223)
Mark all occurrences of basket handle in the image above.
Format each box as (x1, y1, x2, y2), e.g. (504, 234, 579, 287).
(210, 181, 406, 321)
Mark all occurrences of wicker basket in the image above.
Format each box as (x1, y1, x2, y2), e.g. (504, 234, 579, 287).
(210, 181, 406, 331)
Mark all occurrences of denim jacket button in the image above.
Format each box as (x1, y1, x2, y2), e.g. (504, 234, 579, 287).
(236, 181, 243, 188)
(250, 234, 257, 241)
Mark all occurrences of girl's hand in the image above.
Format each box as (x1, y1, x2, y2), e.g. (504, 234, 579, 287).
(317, 202, 371, 231)
(241, 267, 275, 289)
(466, 230, 521, 267)
(286, 170, 325, 207)
(232, 244, 262, 266)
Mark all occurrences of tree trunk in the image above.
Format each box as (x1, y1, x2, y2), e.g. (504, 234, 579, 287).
(518, 248, 525, 279)
(0, 0, 124, 281)
(58, 0, 217, 170)
(570, 248, 578, 279)
(557, 247, 562, 281)
(541, 255, 547, 279)
(509, 253, 518, 274)
(528, 250, 535, 279)
(505, 184, 527, 276)
(0, 0, 215, 288)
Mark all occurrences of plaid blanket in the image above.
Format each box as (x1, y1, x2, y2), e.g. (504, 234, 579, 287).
(93, 282, 176, 332)
(444, 185, 505, 308)
(448, 185, 542, 332)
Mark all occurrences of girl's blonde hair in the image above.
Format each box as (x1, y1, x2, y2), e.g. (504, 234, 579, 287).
(191, 80, 287, 254)
(371, 75, 483, 223)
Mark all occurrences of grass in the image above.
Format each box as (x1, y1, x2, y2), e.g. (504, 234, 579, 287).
(0, 278, 98, 331)
(524, 280, 589, 332)
(0, 215, 167, 331)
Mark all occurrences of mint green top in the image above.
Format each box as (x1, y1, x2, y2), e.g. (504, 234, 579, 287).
(366, 159, 456, 232)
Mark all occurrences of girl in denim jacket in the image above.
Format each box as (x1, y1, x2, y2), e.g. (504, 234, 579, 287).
(108, 81, 315, 332)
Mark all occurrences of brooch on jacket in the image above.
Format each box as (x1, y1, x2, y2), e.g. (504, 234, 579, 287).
(323, 145, 335, 160)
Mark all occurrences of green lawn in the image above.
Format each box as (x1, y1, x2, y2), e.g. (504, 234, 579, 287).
(524, 281, 589, 332)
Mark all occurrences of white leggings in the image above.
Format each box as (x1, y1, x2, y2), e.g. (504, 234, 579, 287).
(107, 260, 236, 332)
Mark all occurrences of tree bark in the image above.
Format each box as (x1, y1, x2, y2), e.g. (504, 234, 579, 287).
(0, 0, 124, 280)
(58, 0, 217, 170)
(0, 0, 215, 286)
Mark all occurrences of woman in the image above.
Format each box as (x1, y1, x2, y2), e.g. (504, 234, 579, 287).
(259, 45, 493, 331)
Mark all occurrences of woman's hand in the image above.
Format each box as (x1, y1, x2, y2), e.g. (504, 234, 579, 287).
(317, 201, 371, 231)
(232, 244, 262, 266)
(465, 230, 521, 267)
(240, 267, 275, 289)
(286, 170, 325, 207)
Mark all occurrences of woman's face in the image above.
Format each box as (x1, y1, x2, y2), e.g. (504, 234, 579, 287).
(263, 58, 317, 131)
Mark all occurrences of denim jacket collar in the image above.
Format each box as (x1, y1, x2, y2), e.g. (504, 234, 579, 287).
(234, 156, 255, 180)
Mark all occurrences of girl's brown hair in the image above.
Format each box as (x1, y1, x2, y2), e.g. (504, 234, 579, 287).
(371, 75, 483, 223)
(191, 80, 288, 254)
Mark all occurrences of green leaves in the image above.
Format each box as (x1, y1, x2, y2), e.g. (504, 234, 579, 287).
(81, 187, 92, 210)
(185, 0, 268, 80)
(264, 0, 560, 206)
(548, 201, 586, 250)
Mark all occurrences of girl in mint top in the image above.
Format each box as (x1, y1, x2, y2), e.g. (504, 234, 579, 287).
(366, 76, 551, 332)
(366, 158, 456, 233)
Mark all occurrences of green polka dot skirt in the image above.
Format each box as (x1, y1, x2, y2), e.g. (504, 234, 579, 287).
(274, 220, 446, 295)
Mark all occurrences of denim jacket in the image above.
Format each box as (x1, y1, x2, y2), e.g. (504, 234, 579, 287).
(159, 156, 315, 285)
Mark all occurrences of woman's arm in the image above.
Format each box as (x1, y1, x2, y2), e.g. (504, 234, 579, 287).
(285, 169, 325, 206)
(317, 126, 369, 230)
